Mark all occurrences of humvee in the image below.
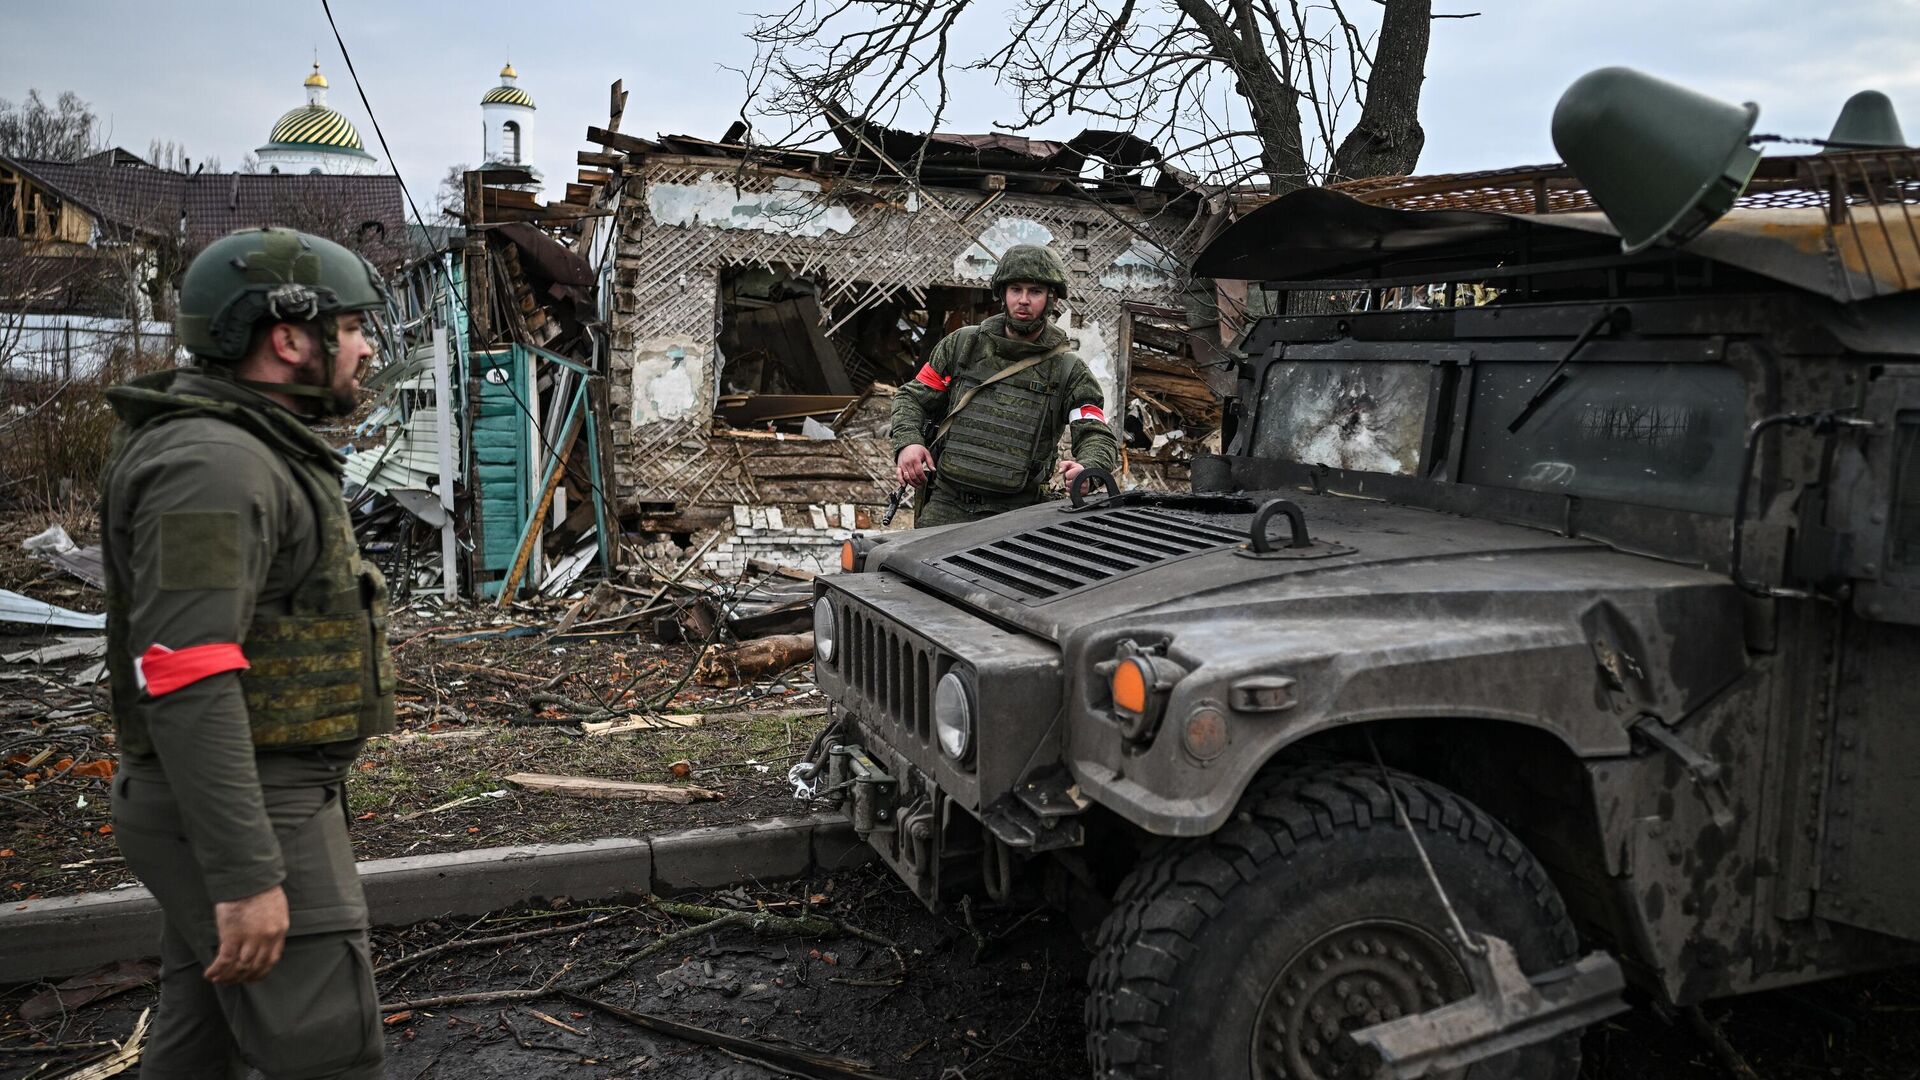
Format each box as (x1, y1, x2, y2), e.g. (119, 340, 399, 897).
(802, 144, 1920, 1078)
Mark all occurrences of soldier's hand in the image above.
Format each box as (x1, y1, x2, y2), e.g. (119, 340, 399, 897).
(897, 444, 936, 488)
(1056, 460, 1085, 489)
(205, 885, 289, 985)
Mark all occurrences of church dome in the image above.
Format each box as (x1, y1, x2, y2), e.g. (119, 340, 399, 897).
(266, 104, 370, 154)
(481, 84, 535, 109)
(482, 62, 535, 109)
(260, 63, 372, 159)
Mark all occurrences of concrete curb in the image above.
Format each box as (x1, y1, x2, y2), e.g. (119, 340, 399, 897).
(2, 814, 867, 985)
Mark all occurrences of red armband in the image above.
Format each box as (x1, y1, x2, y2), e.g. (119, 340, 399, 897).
(136, 642, 250, 697)
(1069, 404, 1107, 423)
(914, 364, 952, 392)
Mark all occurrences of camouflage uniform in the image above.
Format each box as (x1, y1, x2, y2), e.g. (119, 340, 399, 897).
(102, 229, 392, 1079)
(892, 246, 1118, 527)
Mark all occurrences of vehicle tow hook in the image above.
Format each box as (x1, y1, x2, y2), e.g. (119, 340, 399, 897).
(827, 743, 897, 836)
(1348, 934, 1629, 1079)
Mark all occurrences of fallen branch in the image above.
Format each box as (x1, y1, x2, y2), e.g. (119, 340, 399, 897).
(50, 1008, 147, 1079)
(694, 632, 815, 688)
(438, 661, 546, 685)
(564, 992, 898, 1080)
(374, 913, 624, 976)
(1686, 1005, 1761, 1080)
(504, 773, 722, 803)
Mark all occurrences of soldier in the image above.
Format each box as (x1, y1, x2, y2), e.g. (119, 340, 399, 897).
(102, 228, 394, 1079)
(893, 244, 1119, 527)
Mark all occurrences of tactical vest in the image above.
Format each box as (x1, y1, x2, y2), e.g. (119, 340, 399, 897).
(935, 326, 1073, 496)
(103, 374, 396, 755)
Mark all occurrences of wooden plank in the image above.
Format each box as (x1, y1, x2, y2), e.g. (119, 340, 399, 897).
(504, 773, 722, 802)
(482, 187, 543, 211)
(577, 169, 613, 185)
(566, 183, 596, 204)
(577, 150, 625, 168)
(580, 714, 704, 736)
(480, 204, 614, 223)
(585, 126, 657, 155)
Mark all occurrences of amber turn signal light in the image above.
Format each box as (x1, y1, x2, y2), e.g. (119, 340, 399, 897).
(1111, 657, 1150, 717)
(840, 541, 858, 573)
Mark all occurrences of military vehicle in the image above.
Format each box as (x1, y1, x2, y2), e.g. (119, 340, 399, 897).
(798, 70, 1920, 1078)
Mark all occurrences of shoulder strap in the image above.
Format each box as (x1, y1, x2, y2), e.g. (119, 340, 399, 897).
(933, 342, 1071, 444)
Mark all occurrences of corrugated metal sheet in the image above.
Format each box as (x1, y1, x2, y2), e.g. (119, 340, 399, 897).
(344, 408, 459, 493)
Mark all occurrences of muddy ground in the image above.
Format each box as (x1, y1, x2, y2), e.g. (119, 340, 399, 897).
(1, 868, 1916, 1079)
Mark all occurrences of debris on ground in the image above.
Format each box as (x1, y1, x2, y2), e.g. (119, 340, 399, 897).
(504, 773, 723, 803)
(696, 632, 816, 688)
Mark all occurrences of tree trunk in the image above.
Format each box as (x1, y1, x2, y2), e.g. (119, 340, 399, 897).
(1330, 0, 1433, 182)
(1173, 0, 1312, 192)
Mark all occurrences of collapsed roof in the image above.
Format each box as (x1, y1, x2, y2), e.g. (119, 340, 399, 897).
(1196, 151, 1920, 304)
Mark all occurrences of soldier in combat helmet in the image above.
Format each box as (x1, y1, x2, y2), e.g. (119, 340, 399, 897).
(101, 227, 395, 1079)
(893, 244, 1118, 527)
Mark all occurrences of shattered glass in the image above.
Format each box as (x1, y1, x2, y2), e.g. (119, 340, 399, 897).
(1249, 361, 1427, 475)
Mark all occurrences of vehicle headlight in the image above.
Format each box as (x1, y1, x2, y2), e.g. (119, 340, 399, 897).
(813, 598, 837, 664)
(934, 669, 975, 761)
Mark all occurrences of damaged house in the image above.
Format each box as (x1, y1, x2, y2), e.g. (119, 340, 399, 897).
(583, 115, 1219, 575)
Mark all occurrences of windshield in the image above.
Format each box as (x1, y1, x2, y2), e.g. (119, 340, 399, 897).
(1249, 361, 1427, 476)
(1253, 359, 1748, 514)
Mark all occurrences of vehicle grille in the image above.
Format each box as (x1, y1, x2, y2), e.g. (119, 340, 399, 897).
(839, 601, 939, 744)
(931, 507, 1244, 603)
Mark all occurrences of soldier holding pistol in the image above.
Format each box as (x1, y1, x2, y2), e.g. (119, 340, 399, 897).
(102, 228, 394, 1079)
(892, 244, 1118, 527)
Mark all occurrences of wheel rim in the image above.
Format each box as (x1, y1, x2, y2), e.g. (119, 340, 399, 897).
(1250, 919, 1472, 1080)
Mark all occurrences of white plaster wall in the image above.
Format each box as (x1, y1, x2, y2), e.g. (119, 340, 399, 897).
(647, 175, 857, 237)
(1099, 238, 1182, 290)
(629, 342, 706, 423)
(483, 102, 535, 166)
(1071, 316, 1119, 409)
(954, 217, 1056, 281)
(256, 148, 382, 176)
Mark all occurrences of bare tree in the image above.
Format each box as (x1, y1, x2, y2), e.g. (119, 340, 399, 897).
(146, 140, 222, 175)
(743, 0, 1473, 191)
(435, 162, 471, 226)
(0, 90, 104, 162)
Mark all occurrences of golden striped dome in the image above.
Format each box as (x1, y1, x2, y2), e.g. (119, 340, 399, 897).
(482, 85, 535, 109)
(266, 104, 368, 153)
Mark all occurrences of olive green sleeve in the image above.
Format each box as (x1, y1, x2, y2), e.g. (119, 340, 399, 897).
(1064, 358, 1118, 472)
(122, 440, 288, 902)
(890, 331, 964, 457)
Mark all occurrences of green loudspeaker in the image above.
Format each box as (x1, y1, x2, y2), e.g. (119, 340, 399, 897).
(1552, 67, 1762, 253)
(1826, 90, 1908, 150)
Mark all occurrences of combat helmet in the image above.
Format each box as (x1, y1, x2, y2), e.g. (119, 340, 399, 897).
(991, 244, 1071, 300)
(176, 227, 390, 414)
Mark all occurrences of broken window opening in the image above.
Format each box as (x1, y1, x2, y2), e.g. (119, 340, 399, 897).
(713, 263, 991, 433)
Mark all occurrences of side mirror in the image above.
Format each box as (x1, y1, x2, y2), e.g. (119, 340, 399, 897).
(1551, 67, 1761, 253)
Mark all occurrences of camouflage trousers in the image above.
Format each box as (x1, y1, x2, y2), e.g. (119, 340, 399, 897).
(113, 774, 383, 1080)
(914, 476, 1045, 528)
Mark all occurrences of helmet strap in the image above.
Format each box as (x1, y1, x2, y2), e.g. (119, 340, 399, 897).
(232, 315, 353, 419)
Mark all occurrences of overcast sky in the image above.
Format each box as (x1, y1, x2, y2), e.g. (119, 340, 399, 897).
(3, 0, 1917, 208)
